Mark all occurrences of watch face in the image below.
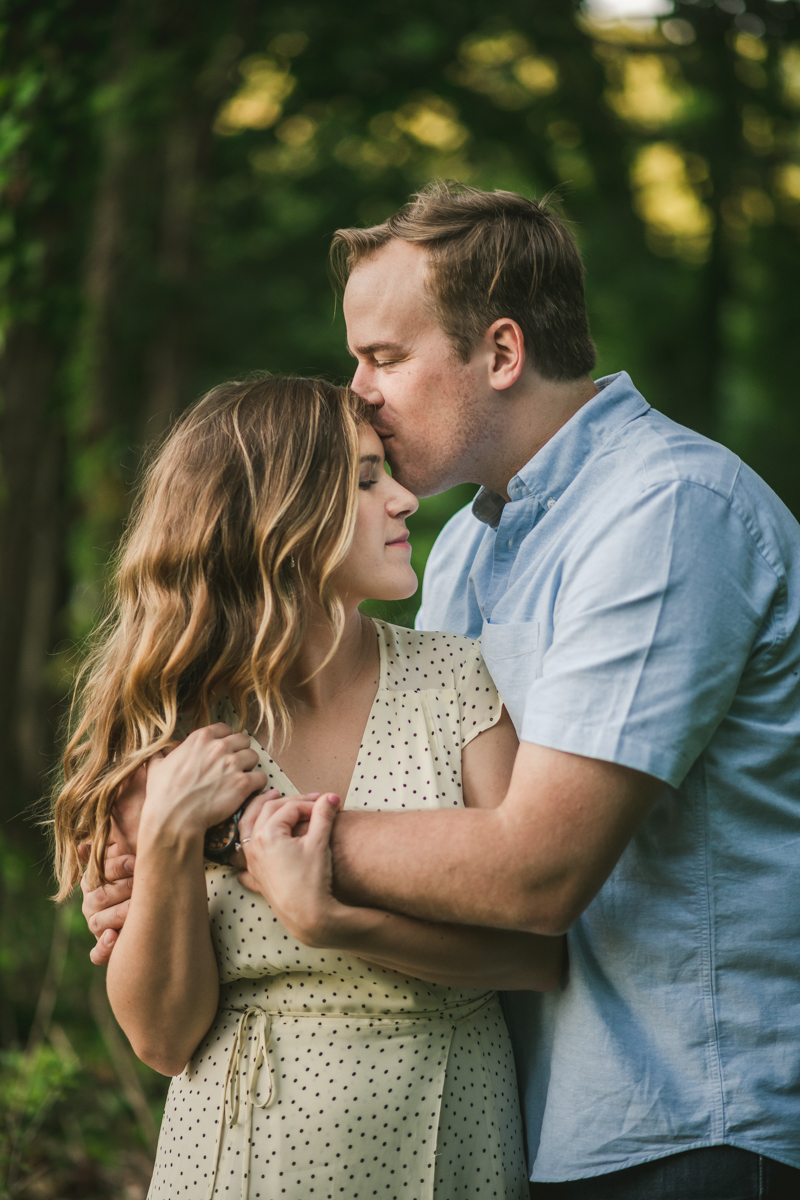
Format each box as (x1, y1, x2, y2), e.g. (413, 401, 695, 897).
(204, 815, 237, 860)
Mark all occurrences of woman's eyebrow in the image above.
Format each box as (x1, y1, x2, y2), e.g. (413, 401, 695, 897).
(359, 454, 382, 466)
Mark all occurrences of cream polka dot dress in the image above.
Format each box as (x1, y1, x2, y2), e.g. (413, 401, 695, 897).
(148, 622, 529, 1200)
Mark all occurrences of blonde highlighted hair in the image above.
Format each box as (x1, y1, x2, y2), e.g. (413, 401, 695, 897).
(53, 375, 368, 900)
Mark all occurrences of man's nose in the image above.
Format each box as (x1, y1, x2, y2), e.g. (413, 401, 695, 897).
(351, 363, 383, 407)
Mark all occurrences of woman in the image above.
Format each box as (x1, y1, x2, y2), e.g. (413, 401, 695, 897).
(54, 376, 562, 1200)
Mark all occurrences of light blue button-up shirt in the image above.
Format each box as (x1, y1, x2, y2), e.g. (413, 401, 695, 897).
(417, 372, 800, 1181)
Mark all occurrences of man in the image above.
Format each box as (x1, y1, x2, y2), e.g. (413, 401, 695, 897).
(84, 182, 800, 1197)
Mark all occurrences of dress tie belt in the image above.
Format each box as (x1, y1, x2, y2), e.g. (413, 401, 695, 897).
(206, 1007, 273, 1200)
(204, 992, 495, 1200)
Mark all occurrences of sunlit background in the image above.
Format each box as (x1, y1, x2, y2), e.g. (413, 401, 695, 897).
(2, 0, 799, 1193)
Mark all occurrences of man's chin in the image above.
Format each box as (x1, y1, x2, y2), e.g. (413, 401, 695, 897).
(385, 447, 452, 498)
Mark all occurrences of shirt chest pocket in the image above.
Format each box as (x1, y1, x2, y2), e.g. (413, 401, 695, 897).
(479, 621, 542, 735)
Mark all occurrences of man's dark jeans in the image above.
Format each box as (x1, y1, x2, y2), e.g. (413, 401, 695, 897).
(529, 1146, 800, 1199)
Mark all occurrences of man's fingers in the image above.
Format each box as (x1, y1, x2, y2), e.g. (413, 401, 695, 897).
(89, 929, 118, 966)
(82, 874, 134, 920)
(80, 854, 134, 902)
(102, 854, 135, 882)
(87, 899, 131, 937)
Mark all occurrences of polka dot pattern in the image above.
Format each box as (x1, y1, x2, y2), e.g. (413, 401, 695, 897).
(148, 622, 527, 1200)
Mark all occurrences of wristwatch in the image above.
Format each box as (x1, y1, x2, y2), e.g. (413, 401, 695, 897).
(204, 798, 252, 864)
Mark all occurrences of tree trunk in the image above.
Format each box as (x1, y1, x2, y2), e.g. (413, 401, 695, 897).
(0, 325, 65, 832)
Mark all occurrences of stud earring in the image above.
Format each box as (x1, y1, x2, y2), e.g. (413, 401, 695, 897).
(290, 554, 295, 568)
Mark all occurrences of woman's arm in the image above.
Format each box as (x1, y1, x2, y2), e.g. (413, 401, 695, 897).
(460, 707, 519, 809)
(107, 825, 218, 1075)
(105, 725, 268, 1075)
(238, 794, 565, 993)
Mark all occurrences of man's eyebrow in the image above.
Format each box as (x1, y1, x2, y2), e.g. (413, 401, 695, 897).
(352, 342, 405, 357)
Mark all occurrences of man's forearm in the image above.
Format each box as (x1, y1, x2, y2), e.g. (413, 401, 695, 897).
(330, 744, 662, 935)
(330, 806, 564, 933)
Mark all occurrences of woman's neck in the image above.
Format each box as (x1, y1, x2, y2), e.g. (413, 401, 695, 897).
(284, 604, 378, 713)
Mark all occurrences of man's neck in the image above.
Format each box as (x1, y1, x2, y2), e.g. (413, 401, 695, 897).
(482, 373, 598, 500)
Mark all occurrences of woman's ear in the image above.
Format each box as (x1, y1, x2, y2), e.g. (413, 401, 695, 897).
(486, 318, 526, 392)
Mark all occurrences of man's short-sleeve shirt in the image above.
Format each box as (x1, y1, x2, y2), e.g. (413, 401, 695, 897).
(417, 372, 800, 1180)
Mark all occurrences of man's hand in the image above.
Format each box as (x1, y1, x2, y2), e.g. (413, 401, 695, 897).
(81, 843, 135, 964)
(80, 763, 146, 965)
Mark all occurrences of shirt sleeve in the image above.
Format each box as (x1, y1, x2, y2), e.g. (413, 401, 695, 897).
(521, 480, 781, 787)
(456, 643, 505, 748)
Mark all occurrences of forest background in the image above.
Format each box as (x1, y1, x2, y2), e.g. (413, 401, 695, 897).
(1, 0, 799, 1195)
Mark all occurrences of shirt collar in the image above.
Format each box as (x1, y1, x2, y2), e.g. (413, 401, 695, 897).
(472, 371, 650, 527)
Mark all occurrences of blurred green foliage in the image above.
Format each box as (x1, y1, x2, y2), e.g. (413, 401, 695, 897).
(2, 0, 800, 1190)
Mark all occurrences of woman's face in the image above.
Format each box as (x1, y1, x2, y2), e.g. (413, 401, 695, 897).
(332, 424, 419, 606)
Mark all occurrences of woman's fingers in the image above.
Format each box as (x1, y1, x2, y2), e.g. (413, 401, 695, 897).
(244, 768, 269, 797)
(306, 794, 341, 847)
(232, 746, 261, 772)
(236, 790, 282, 840)
(251, 796, 318, 841)
(259, 798, 307, 841)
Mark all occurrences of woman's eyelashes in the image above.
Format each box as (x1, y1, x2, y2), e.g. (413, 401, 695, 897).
(359, 477, 379, 490)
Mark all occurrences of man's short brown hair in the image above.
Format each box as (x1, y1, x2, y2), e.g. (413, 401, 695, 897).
(331, 180, 596, 382)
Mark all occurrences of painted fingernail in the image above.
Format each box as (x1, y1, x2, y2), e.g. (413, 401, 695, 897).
(308, 792, 321, 799)
(103, 931, 115, 945)
(327, 794, 340, 806)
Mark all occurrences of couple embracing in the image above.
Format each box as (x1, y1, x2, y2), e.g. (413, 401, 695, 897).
(55, 182, 800, 1200)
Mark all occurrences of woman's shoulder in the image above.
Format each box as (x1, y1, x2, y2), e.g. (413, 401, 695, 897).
(374, 619, 485, 692)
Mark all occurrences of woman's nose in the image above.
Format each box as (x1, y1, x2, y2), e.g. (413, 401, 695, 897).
(387, 480, 419, 518)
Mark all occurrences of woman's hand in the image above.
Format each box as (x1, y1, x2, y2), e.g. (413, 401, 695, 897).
(140, 723, 268, 849)
(238, 793, 357, 947)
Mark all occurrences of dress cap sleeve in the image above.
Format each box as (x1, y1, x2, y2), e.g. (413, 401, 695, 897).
(457, 643, 504, 748)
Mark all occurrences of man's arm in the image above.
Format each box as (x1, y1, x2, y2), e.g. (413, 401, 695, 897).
(81, 767, 145, 964)
(331, 741, 664, 936)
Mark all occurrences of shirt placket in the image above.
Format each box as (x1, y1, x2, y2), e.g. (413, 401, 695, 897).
(484, 497, 542, 619)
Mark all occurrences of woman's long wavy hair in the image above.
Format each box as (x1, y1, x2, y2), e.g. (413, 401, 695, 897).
(53, 375, 368, 900)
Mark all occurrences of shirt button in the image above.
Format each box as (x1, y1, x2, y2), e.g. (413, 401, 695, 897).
(547, 497, 555, 509)
(507, 538, 513, 548)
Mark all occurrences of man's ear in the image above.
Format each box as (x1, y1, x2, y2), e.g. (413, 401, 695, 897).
(486, 318, 526, 392)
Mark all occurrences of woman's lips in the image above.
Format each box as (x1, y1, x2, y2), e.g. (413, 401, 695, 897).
(386, 532, 410, 547)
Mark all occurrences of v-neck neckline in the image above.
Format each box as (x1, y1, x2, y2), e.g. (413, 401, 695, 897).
(247, 618, 387, 808)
